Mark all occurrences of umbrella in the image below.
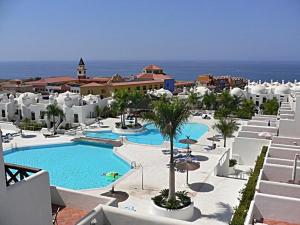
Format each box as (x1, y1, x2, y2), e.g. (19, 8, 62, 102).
(175, 158, 200, 184)
(207, 136, 220, 149)
(258, 132, 272, 139)
(179, 136, 197, 152)
(207, 136, 219, 142)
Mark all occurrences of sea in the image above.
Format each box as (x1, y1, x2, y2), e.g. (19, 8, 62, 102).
(0, 60, 299, 82)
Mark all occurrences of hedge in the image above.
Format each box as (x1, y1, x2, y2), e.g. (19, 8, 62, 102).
(230, 146, 268, 225)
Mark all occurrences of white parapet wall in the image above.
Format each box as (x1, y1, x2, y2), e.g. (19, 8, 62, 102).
(246, 193, 300, 224)
(258, 180, 300, 199)
(268, 147, 300, 160)
(272, 136, 300, 146)
(241, 125, 277, 134)
(50, 186, 117, 211)
(77, 205, 193, 225)
(232, 137, 270, 166)
(262, 163, 300, 183)
(0, 171, 53, 225)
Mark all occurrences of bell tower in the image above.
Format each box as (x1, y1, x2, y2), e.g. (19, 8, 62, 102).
(77, 57, 87, 79)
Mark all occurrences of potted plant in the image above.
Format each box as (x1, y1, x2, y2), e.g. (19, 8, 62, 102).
(229, 159, 237, 174)
(143, 99, 194, 220)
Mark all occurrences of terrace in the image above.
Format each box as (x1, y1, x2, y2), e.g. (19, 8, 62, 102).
(245, 135, 300, 225)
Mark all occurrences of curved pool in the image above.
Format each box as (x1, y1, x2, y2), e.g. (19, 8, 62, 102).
(4, 142, 131, 190)
(85, 123, 209, 148)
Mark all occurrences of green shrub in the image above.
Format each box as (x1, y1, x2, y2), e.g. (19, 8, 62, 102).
(19, 118, 44, 131)
(152, 189, 191, 210)
(229, 159, 237, 167)
(230, 146, 267, 225)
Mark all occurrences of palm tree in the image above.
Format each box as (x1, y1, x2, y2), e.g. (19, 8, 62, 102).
(142, 99, 191, 201)
(202, 92, 217, 110)
(114, 89, 130, 128)
(213, 118, 238, 148)
(46, 102, 64, 134)
(260, 98, 279, 115)
(95, 105, 102, 120)
(129, 91, 144, 126)
(188, 92, 199, 110)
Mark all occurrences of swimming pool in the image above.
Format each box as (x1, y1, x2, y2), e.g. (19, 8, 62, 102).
(4, 142, 131, 190)
(85, 123, 209, 148)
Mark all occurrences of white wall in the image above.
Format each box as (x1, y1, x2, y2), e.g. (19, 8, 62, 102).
(50, 186, 116, 211)
(272, 136, 300, 145)
(232, 137, 270, 166)
(0, 171, 52, 225)
(248, 120, 277, 127)
(266, 157, 300, 167)
(241, 125, 277, 134)
(258, 180, 300, 199)
(252, 193, 300, 224)
(269, 147, 300, 160)
(262, 163, 300, 183)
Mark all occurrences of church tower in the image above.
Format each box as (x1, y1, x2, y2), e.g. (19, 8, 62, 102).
(77, 57, 87, 79)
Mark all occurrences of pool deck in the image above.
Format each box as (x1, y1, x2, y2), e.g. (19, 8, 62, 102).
(1, 116, 246, 225)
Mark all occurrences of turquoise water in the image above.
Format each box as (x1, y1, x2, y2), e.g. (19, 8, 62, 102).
(4, 142, 131, 190)
(85, 123, 209, 148)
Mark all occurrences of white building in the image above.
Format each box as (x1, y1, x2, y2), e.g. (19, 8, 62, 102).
(229, 94, 300, 224)
(0, 91, 110, 128)
(230, 80, 299, 107)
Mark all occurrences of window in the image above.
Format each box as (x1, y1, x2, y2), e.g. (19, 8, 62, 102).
(160, 84, 163, 88)
(136, 86, 140, 90)
(143, 86, 146, 90)
(128, 87, 131, 91)
(40, 111, 45, 119)
(74, 114, 79, 123)
(263, 97, 267, 103)
(31, 112, 35, 120)
(1, 110, 5, 117)
(78, 71, 82, 74)
(149, 85, 152, 89)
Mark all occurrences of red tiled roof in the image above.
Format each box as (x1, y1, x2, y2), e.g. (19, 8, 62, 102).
(27, 76, 75, 85)
(175, 81, 194, 86)
(81, 82, 105, 87)
(143, 64, 162, 70)
(89, 77, 111, 83)
(136, 73, 172, 80)
(110, 80, 163, 87)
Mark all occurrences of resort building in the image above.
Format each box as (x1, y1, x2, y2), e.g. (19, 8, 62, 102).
(230, 80, 296, 106)
(0, 79, 34, 94)
(241, 96, 300, 225)
(196, 74, 247, 91)
(0, 91, 109, 127)
(80, 64, 177, 97)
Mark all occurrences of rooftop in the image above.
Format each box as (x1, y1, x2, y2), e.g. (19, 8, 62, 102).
(143, 64, 162, 71)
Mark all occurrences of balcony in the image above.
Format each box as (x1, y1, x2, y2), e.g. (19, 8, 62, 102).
(4, 163, 41, 186)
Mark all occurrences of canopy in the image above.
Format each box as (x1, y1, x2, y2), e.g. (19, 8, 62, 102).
(175, 158, 200, 184)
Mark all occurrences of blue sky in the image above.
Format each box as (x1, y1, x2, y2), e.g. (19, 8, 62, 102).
(0, 0, 300, 61)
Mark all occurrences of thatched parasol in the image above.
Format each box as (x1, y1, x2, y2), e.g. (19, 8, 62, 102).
(175, 158, 200, 184)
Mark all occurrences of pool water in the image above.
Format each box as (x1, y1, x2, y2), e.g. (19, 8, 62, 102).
(4, 142, 131, 190)
(85, 123, 209, 148)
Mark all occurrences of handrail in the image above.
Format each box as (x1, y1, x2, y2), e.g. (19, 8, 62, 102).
(4, 163, 41, 186)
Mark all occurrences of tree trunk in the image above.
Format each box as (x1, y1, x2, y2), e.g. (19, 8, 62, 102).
(168, 136, 176, 201)
(224, 135, 226, 148)
(53, 115, 56, 134)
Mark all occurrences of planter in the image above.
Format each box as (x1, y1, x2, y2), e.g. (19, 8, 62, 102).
(112, 126, 146, 134)
(151, 200, 194, 221)
(228, 166, 235, 175)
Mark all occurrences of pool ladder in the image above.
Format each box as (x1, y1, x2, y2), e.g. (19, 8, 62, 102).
(131, 161, 144, 190)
